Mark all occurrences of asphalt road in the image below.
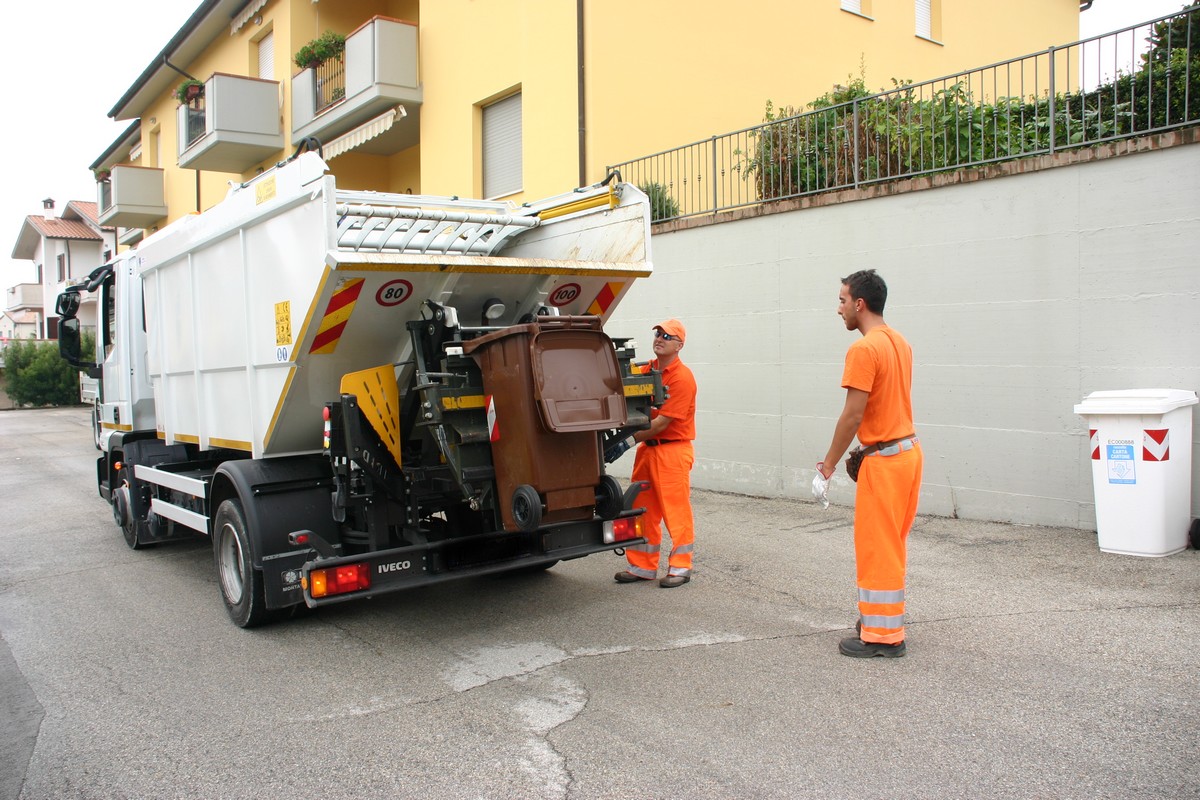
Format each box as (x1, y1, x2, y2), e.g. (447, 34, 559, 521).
(2, 407, 1198, 799)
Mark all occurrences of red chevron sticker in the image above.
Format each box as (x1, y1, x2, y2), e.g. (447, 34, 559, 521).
(1143, 429, 1169, 461)
(1089, 429, 1099, 460)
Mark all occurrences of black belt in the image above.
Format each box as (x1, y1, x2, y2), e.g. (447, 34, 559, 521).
(644, 439, 687, 447)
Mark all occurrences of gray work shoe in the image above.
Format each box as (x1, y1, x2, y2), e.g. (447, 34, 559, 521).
(839, 637, 906, 658)
(659, 575, 690, 588)
(614, 571, 649, 583)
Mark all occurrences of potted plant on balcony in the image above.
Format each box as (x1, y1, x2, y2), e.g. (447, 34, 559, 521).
(175, 79, 204, 105)
(293, 30, 346, 69)
(93, 168, 111, 183)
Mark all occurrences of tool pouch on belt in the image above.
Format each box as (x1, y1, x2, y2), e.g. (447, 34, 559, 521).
(845, 435, 915, 482)
(845, 446, 866, 482)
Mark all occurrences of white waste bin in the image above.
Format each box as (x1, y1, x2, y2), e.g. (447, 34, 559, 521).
(1074, 389, 1198, 556)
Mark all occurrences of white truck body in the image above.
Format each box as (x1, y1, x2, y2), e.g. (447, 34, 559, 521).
(134, 153, 650, 458)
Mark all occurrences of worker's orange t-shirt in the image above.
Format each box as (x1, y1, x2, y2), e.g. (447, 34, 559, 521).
(651, 358, 697, 441)
(841, 326, 914, 446)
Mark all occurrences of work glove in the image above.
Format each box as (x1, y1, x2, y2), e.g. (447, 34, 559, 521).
(603, 435, 636, 464)
(811, 462, 831, 509)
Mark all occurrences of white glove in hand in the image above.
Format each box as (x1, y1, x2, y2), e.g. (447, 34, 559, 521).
(811, 463, 831, 509)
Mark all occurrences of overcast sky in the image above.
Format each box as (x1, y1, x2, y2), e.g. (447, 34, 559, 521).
(1, 0, 1191, 294)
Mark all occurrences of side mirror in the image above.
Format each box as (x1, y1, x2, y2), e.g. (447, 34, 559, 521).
(58, 318, 100, 378)
(56, 291, 81, 319)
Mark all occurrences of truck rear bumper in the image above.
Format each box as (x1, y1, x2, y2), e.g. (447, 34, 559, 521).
(268, 517, 644, 608)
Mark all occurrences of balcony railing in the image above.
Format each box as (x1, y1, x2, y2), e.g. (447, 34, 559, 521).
(183, 100, 206, 149)
(292, 17, 421, 153)
(315, 56, 346, 113)
(177, 74, 283, 173)
(610, 6, 1200, 222)
(96, 165, 166, 228)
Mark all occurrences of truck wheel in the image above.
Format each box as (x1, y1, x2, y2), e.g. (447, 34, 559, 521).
(113, 486, 145, 550)
(596, 475, 623, 521)
(1190, 518, 1200, 550)
(213, 499, 273, 628)
(511, 485, 542, 532)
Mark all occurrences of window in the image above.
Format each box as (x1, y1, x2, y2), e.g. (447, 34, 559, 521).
(482, 92, 522, 199)
(841, 0, 871, 15)
(916, 0, 941, 41)
(257, 31, 275, 80)
(57, 254, 66, 282)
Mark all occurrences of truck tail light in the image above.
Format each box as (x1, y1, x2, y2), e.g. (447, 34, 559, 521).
(308, 563, 371, 598)
(603, 516, 641, 544)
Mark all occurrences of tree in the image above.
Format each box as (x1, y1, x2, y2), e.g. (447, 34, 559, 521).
(4, 340, 84, 407)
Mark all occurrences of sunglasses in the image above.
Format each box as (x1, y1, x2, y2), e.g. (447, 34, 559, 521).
(654, 331, 680, 342)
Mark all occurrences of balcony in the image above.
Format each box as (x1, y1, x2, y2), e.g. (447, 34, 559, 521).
(97, 165, 167, 228)
(292, 17, 422, 154)
(178, 74, 283, 173)
(6, 283, 41, 312)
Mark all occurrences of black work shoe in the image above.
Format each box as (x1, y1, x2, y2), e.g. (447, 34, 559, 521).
(614, 571, 649, 583)
(659, 575, 690, 588)
(839, 637, 906, 658)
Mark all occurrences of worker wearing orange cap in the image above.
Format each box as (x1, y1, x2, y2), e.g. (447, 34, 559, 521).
(815, 270, 922, 658)
(614, 319, 697, 588)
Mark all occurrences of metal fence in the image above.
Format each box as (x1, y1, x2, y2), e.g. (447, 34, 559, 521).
(610, 6, 1199, 222)
(315, 56, 347, 112)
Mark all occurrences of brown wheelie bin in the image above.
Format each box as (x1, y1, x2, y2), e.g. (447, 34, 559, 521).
(462, 316, 626, 532)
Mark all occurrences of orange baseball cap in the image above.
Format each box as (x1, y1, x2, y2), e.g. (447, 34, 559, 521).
(654, 318, 686, 343)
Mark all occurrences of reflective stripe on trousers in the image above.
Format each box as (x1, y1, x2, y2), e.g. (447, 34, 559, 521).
(626, 441, 695, 578)
(854, 444, 922, 644)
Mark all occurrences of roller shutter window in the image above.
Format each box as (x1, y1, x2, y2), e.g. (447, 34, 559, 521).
(483, 92, 522, 199)
(841, 0, 861, 12)
(258, 31, 274, 80)
(916, 0, 932, 38)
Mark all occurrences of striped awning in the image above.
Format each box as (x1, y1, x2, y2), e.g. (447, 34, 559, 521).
(324, 106, 407, 161)
(231, 0, 269, 35)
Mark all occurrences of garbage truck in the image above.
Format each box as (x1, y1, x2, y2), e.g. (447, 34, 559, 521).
(56, 149, 660, 627)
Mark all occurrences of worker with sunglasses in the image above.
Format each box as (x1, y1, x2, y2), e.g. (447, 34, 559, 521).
(613, 319, 698, 588)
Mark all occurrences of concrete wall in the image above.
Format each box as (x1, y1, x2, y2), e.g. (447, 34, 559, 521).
(606, 135, 1200, 529)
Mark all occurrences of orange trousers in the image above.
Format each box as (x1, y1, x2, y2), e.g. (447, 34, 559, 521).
(854, 444, 923, 644)
(625, 441, 695, 579)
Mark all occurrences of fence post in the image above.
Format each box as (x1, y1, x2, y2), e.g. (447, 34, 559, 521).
(1047, 45, 1056, 155)
(710, 136, 718, 215)
(853, 100, 861, 188)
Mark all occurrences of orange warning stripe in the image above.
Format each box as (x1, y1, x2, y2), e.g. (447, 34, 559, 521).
(587, 281, 624, 316)
(310, 278, 365, 354)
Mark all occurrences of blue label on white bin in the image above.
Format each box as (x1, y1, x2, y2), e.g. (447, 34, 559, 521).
(1106, 444, 1136, 484)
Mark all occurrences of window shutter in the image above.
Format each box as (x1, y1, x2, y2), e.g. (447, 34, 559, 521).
(257, 31, 275, 80)
(482, 93, 522, 199)
(916, 0, 932, 38)
(841, 0, 862, 12)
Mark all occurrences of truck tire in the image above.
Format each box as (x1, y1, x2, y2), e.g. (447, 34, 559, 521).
(1190, 518, 1200, 550)
(213, 499, 274, 628)
(511, 484, 542, 532)
(113, 485, 146, 550)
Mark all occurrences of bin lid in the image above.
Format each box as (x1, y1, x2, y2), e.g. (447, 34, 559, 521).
(1073, 388, 1199, 416)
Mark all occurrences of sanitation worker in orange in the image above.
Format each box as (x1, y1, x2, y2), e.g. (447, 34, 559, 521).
(609, 319, 697, 588)
(813, 270, 922, 657)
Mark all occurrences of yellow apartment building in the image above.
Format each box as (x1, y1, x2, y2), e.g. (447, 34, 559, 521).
(91, 0, 1080, 243)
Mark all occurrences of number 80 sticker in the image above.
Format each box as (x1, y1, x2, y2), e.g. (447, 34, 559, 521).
(376, 279, 414, 307)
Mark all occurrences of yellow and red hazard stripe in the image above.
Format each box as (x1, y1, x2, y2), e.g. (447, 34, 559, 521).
(309, 278, 365, 354)
(587, 281, 624, 316)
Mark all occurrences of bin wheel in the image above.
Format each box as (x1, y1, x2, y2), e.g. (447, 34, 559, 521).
(596, 475, 624, 521)
(511, 485, 543, 532)
(1190, 518, 1200, 550)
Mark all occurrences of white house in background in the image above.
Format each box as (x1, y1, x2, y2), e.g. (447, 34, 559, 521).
(2, 284, 43, 341)
(10, 199, 116, 338)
